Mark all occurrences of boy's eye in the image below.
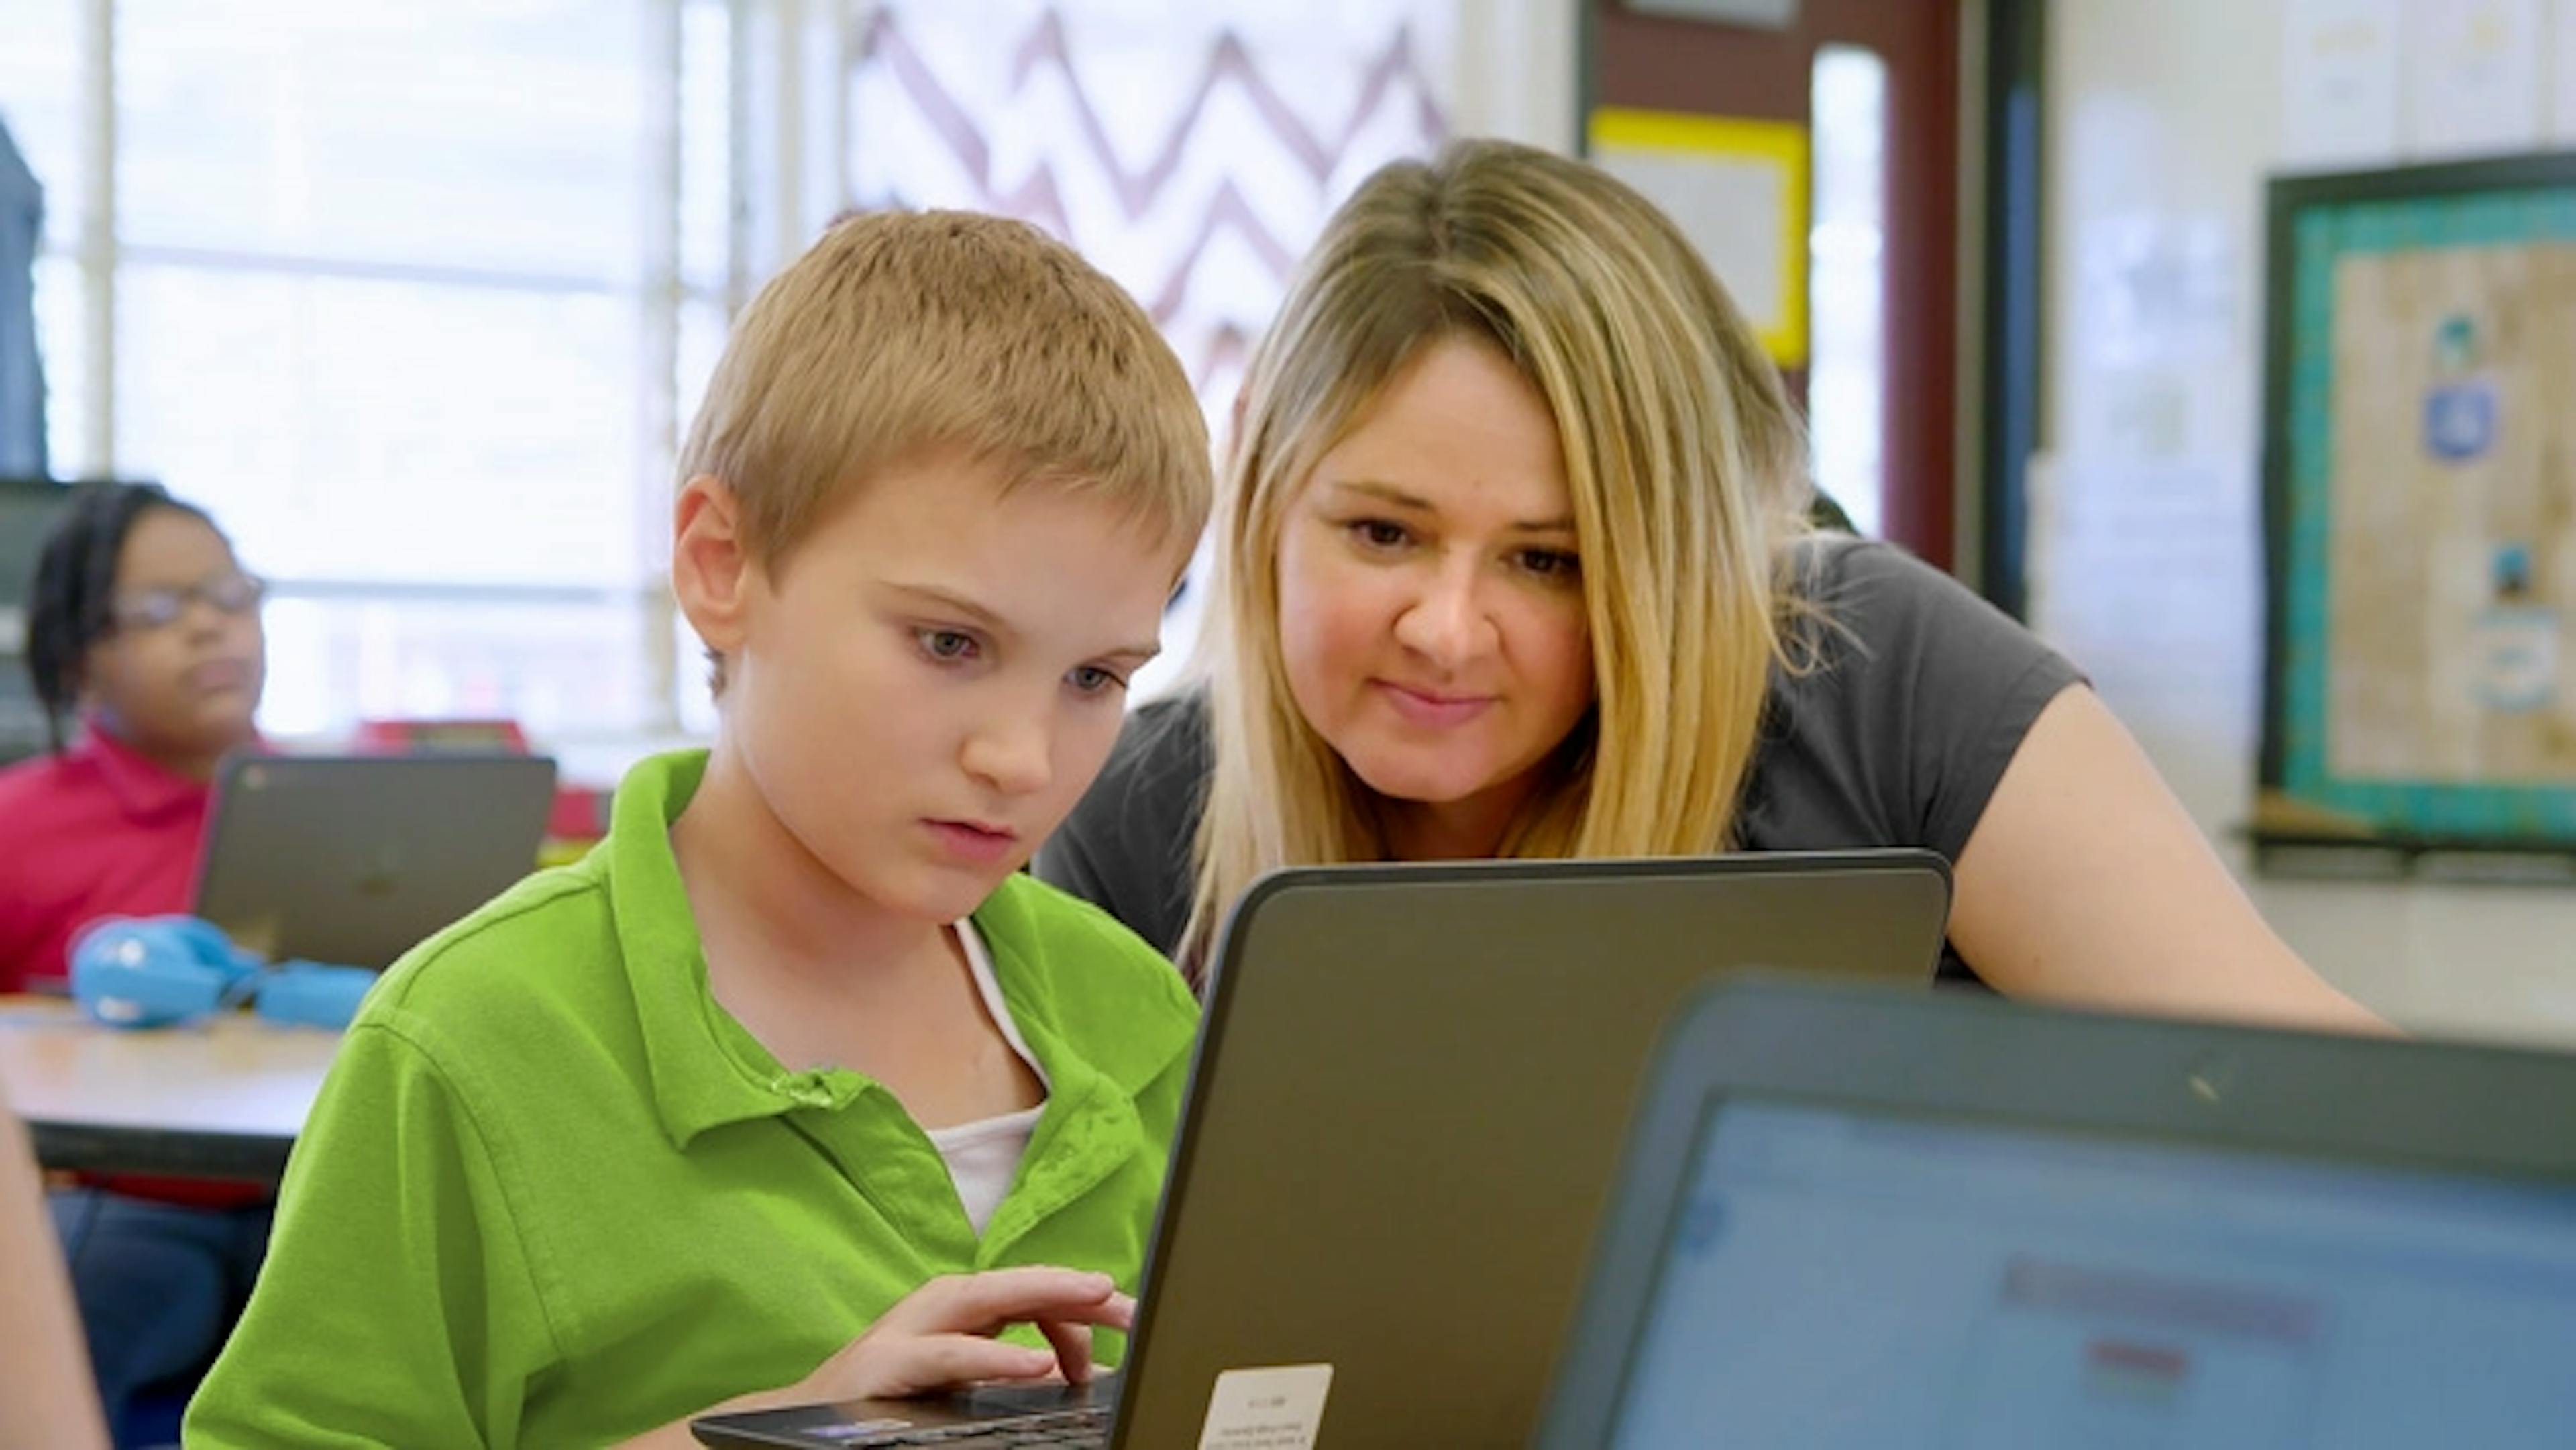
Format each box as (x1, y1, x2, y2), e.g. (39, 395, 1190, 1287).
(916, 628, 979, 662)
(1067, 664, 1125, 696)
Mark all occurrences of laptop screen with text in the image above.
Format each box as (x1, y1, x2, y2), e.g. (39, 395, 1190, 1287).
(1609, 1098, 2576, 1449)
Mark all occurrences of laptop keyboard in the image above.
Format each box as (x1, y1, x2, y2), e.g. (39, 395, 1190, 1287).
(847, 1407, 1109, 1446)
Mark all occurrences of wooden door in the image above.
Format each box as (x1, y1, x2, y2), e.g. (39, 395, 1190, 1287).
(1587, 0, 1963, 568)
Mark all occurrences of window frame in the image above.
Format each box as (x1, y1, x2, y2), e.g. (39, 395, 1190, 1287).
(30, 0, 767, 742)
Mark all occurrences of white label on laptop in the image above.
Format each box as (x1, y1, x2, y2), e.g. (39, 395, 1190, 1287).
(1196, 1363, 1333, 1449)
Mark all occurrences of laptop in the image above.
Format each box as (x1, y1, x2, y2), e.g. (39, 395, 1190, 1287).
(1537, 976, 2576, 1449)
(193, 752, 557, 969)
(694, 850, 1953, 1448)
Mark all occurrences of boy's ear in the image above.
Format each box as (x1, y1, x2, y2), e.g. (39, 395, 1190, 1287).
(672, 475, 753, 656)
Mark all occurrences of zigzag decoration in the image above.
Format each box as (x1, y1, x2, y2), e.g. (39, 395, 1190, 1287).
(875, 161, 1294, 335)
(1005, 10, 1443, 218)
(849, 6, 1447, 220)
(1146, 178, 1299, 323)
(847, 5, 1450, 395)
(1192, 323, 1253, 395)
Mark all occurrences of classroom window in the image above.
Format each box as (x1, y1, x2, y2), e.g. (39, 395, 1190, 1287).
(3, 0, 1470, 742)
(6, 0, 734, 740)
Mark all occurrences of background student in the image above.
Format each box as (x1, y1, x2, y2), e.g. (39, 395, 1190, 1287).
(0, 480, 273, 1445)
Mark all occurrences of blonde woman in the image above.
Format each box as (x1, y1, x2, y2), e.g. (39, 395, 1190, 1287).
(1038, 138, 2381, 1031)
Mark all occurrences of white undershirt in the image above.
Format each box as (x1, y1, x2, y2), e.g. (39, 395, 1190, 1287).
(922, 919, 1046, 1235)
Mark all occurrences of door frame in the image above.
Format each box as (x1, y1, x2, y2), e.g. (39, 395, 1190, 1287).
(1573, 0, 2047, 613)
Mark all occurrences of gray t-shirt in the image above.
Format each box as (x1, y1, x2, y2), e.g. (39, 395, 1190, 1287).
(1034, 536, 2084, 985)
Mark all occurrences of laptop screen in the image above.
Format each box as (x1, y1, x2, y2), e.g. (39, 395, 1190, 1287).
(1607, 1098, 2576, 1447)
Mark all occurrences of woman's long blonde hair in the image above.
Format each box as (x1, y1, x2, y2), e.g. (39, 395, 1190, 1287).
(1185, 138, 1817, 963)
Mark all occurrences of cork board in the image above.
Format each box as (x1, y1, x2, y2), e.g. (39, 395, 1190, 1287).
(2261, 153, 2576, 847)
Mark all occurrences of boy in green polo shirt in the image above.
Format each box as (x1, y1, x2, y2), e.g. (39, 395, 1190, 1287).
(186, 211, 1212, 1448)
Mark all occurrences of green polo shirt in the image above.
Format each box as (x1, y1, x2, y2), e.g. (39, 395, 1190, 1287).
(186, 750, 1198, 1448)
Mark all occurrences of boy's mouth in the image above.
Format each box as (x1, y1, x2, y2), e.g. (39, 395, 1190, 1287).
(924, 817, 1020, 865)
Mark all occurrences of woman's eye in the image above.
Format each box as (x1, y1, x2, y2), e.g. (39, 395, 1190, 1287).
(1350, 519, 1409, 549)
(917, 629, 978, 661)
(1520, 548, 1580, 580)
(1067, 664, 1124, 695)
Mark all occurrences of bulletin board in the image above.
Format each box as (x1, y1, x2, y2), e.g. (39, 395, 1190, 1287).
(2258, 151, 2576, 855)
(1587, 107, 1809, 366)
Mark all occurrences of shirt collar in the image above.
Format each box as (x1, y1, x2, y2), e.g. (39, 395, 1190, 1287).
(604, 750, 801, 1150)
(609, 751, 1192, 1153)
(972, 874, 1195, 1100)
(75, 721, 214, 823)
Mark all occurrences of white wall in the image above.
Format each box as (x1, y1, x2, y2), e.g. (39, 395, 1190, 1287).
(1453, 0, 1582, 152)
(2041, 0, 2576, 1045)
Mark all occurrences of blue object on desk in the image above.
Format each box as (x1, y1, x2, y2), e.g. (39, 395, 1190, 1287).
(252, 961, 376, 1029)
(70, 917, 258, 1027)
(70, 915, 374, 1030)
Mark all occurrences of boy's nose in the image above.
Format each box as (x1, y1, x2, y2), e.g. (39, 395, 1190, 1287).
(961, 718, 1053, 797)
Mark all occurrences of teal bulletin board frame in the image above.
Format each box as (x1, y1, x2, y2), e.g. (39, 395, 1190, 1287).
(2259, 152, 2576, 856)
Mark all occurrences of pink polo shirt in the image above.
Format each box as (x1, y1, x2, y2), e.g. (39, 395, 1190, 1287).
(0, 727, 215, 995)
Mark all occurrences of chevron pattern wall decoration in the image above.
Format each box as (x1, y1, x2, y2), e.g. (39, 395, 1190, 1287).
(846, 1, 1454, 415)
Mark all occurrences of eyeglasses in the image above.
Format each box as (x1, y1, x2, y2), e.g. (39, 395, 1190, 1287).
(107, 572, 268, 633)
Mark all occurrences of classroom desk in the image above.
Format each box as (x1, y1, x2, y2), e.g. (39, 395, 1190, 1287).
(0, 996, 339, 1183)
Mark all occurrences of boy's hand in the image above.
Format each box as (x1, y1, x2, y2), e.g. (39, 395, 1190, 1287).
(611, 1270, 1132, 1447)
(809, 1267, 1136, 1401)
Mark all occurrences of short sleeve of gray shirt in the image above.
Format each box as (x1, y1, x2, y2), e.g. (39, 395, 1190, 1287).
(1034, 536, 2085, 984)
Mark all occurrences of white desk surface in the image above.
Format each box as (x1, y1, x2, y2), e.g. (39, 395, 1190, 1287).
(0, 996, 339, 1181)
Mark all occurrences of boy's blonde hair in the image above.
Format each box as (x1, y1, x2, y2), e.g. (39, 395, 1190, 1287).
(1186, 138, 1816, 962)
(679, 210, 1211, 687)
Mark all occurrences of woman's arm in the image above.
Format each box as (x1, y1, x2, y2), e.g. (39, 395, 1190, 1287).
(1948, 686, 2389, 1033)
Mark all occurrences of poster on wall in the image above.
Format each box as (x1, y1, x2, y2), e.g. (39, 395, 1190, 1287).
(2282, 0, 2401, 169)
(2258, 151, 2576, 854)
(2401, 0, 2544, 160)
(1586, 107, 1809, 366)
